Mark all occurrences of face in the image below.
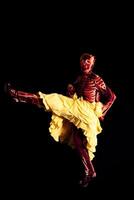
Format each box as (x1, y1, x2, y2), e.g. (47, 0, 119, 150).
(80, 56, 95, 74)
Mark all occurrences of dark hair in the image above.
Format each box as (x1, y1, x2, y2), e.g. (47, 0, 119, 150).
(80, 53, 96, 62)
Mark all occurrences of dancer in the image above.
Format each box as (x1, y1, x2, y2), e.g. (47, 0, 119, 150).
(5, 53, 116, 187)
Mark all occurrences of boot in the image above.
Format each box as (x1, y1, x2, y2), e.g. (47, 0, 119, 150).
(79, 151, 96, 187)
(73, 129, 96, 187)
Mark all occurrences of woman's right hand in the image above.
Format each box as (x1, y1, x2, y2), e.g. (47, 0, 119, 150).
(67, 84, 75, 97)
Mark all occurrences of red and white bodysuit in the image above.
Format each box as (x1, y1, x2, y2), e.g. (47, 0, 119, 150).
(73, 72, 116, 117)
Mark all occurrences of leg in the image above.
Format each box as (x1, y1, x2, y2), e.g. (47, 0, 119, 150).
(73, 129, 96, 187)
(5, 83, 43, 107)
(36, 92, 97, 185)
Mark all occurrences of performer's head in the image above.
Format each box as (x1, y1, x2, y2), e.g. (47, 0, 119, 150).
(80, 53, 95, 74)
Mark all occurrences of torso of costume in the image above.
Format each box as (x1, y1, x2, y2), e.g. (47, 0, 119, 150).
(74, 72, 107, 103)
(70, 72, 116, 116)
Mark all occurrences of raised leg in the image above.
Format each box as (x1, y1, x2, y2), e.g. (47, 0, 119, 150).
(5, 83, 43, 108)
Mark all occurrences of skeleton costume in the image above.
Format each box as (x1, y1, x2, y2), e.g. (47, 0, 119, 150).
(6, 54, 116, 187)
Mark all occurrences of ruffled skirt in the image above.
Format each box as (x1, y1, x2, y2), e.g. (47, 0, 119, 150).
(38, 92, 103, 160)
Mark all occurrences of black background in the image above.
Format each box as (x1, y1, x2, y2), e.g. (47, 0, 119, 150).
(1, 4, 134, 198)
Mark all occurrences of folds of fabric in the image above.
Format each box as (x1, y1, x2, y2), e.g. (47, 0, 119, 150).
(38, 92, 103, 160)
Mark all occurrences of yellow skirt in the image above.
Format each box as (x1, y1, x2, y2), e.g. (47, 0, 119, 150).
(38, 92, 103, 160)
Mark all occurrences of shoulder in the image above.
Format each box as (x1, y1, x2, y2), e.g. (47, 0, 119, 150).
(92, 73, 106, 89)
(90, 73, 101, 81)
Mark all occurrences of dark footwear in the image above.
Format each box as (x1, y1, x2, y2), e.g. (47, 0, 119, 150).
(79, 175, 91, 188)
(79, 172, 96, 188)
(4, 82, 11, 94)
(4, 82, 19, 102)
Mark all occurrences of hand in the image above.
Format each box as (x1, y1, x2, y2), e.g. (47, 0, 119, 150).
(99, 116, 104, 121)
(67, 84, 75, 97)
(67, 84, 74, 91)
